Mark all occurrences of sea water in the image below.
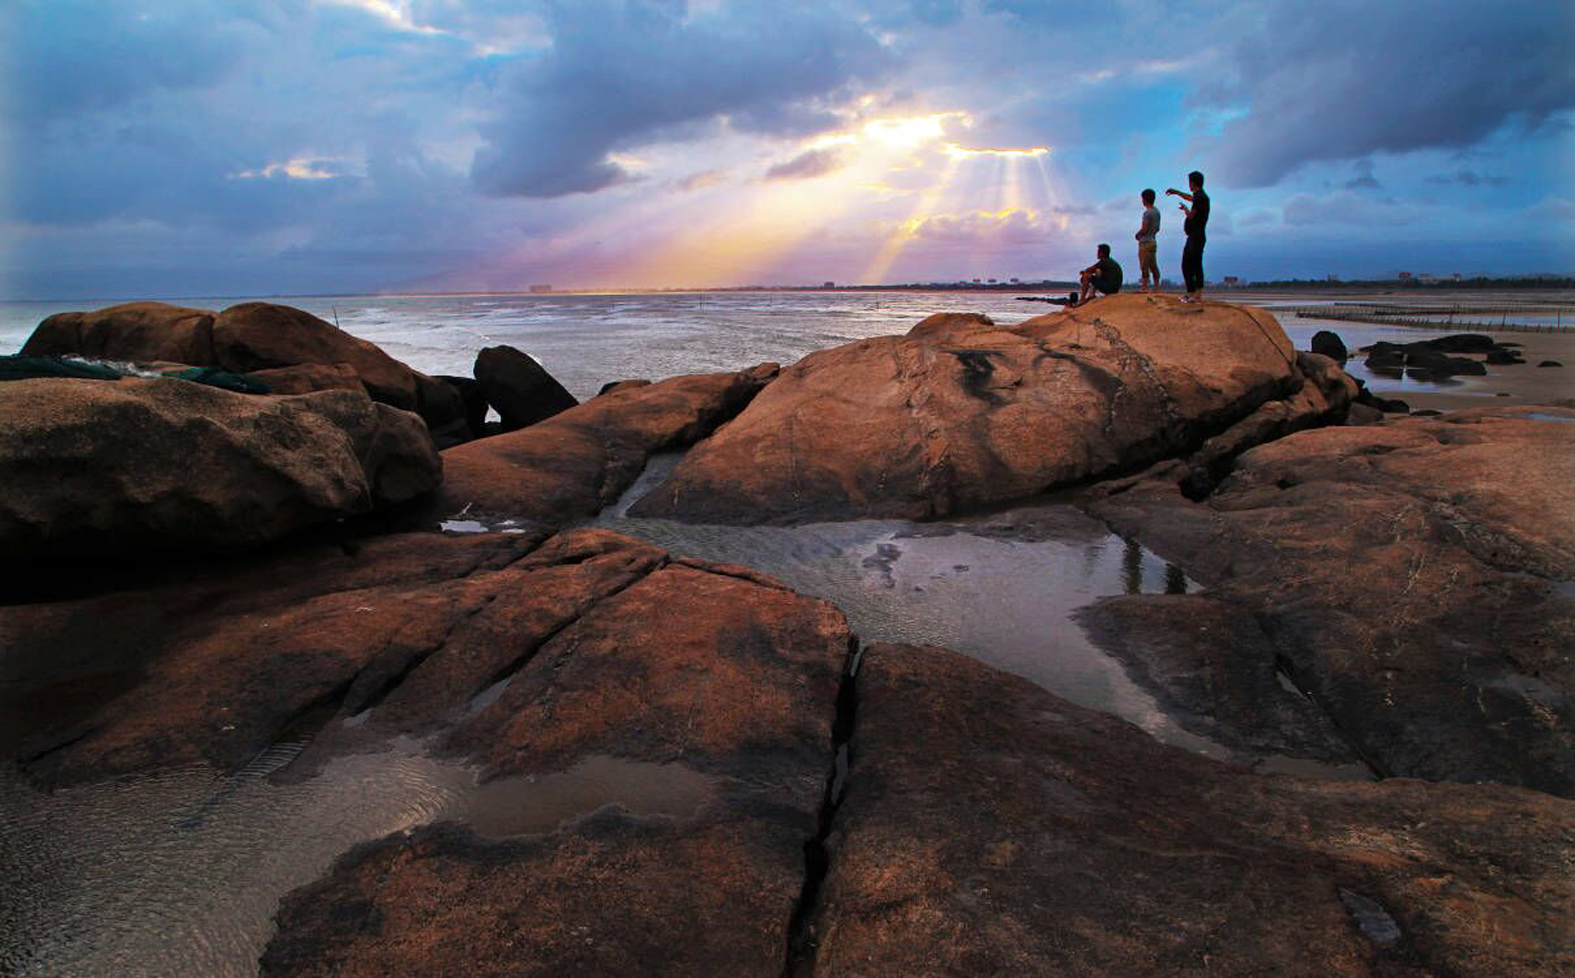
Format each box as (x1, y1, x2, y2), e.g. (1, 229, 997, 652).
(0, 289, 1497, 400)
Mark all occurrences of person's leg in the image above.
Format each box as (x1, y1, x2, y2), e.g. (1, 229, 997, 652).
(1141, 243, 1159, 292)
(1194, 241, 1205, 303)
(1181, 239, 1201, 299)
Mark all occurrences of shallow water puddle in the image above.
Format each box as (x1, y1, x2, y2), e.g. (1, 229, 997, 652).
(0, 745, 713, 976)
(591, 455, 1229, 760)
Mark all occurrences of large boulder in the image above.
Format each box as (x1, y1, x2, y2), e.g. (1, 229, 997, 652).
(21, 301, 216, 365)
(472, 345, 578, 431)
(18, 300, 466, 439)
(804, 643, 1574, 976)
(2, 524, 852, 975)
(630, 295, 1333, 524)
(0, 378, 439, 558)
(1085, 405, 1575, 796)
(210, 302, 421, 410)
(433, 367, 774, 531)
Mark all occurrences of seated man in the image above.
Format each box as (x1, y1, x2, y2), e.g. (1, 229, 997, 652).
(1076, 243, 1123, 305)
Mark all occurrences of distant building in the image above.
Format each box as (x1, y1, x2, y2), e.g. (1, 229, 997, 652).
(529, 284, 553, 293)
(1222, 276, 1240, 286)
(1397, 271, 1413, 280)
(822, 281, 835, 288)
(971, 278, 981, 283)
(1418, 273, 1438, 283)
(1452, 272, 1462, 281)
(1009, 277, 1020, 283)
(1326, 274, 1341, 282)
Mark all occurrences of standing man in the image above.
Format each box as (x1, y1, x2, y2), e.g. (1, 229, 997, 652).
(1135, 189, 1161, 293)
(1166, 170, 1209, 303)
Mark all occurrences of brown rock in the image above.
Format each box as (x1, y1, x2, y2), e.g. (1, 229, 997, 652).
(20, 301, 215, 365)
(212, 302, 421, 411)
(806, 642, 1575, 976)
(249, 362, 364, 395)
(245, 536, 853, 976)
(472, 345, 578, 430)
(433, 368, 770, 530)
(1075, 593, 1361, 765)
(630, 295, 1324, 524)
(0, 378, 440, 560)
(1085, 406, 1575, 795)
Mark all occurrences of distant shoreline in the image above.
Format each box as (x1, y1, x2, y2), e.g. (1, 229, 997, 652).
(4, 277, 1575, 306)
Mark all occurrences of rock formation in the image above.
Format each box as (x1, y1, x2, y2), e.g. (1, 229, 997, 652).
(1084, 406, 1575, 796)
(804, 643, 1574, 976)
(472, 344, 578, 431)
(20, 301, 466, 439)
(0, 379, 439, 558)
(630, 295, 1348, 524)
(433, 366, 775, 531)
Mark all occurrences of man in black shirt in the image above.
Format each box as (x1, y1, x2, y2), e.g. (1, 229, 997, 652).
(1074, 243, 1123, 305)
(1166, 170, 1209, 303)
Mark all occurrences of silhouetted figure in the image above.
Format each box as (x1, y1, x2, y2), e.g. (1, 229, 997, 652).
(1166, 170, 1209, 303)
(1135, 189, 1161, 293)
(1075, 244, 1123, 305)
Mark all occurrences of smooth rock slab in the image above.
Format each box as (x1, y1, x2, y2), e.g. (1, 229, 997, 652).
(259, 543, 852, 976)
(631, 295, 1330, 524)
(1085, 406, 1575, 796)
(0, 378, 439, 559)
(434, 367, 773, 530)
(806, 643, 1574, 976)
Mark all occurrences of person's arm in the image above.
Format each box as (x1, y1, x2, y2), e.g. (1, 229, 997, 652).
(1166, 188, 1194, 202)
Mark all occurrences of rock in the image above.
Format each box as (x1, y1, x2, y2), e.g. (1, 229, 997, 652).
(249, 362, 364, 395)
(1354, 386, 1409, 414)
(1539, 360, 1563, 368)
(0, 520, 852, 975)
(804, 642, 1575, 976)
(1485, 348, 1525, 365)
(598, 378, 652, 396)
(434, 374, 489, 435)
(413, 374, 472, 449)
(1177, 351, 1357, 498)
(1344, 402, 1384, 425)
(20, 301, 216, 365)
(433, 368, 770, 531)
(1075, 594, 1361, 764)
(212, 302, 421, 411)
(632, 296, 1321, 524)
(472, 345, 578, 431)
(0, 379, 440, 560)
(1426, 333, 1496, 354)
(1309, 329, 1347, 361)
(19, 300, 462, 436)
(1084, 407, 1575, 796)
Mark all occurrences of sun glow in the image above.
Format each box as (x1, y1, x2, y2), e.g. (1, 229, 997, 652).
(504, 110, 1078, 288)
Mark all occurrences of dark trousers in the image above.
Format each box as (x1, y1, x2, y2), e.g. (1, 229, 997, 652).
(1181, 236, 1205, 292)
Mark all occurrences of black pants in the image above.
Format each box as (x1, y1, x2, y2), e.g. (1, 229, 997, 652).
(1181, 236, 1205, 292)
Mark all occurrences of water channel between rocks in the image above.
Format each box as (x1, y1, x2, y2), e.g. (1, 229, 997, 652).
(4, 451, 1362, 977)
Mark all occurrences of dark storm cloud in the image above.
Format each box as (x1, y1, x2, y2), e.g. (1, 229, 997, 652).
(1208, 0, 1575, 187)
(469, 1, 890, 197)
(764, 148, 847, 182)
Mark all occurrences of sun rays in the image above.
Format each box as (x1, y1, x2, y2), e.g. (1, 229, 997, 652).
(492, 111, 1075, 288)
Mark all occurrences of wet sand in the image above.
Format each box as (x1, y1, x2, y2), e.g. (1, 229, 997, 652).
(1384, 330, 1574, 413)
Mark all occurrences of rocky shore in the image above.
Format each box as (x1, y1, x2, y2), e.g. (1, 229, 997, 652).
(2, 295, 1569, 975)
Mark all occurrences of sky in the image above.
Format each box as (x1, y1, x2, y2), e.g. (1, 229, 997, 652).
(2, 0, 1572, 299)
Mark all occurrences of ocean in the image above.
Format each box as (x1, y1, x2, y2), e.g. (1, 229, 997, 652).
(0, 289, 1513, 401)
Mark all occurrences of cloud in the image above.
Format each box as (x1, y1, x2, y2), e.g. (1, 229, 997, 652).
(764, 148, 847, 181)
(469, 1, 890, 197)
(674, 168, 727, 192)
(1427, 169, 1509, 187)
(1207, 0, 1575, 186)
(1343, 160, 1381, 190)
(902, 208, 1054, 245)
(1282, 191, 1419, 227)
